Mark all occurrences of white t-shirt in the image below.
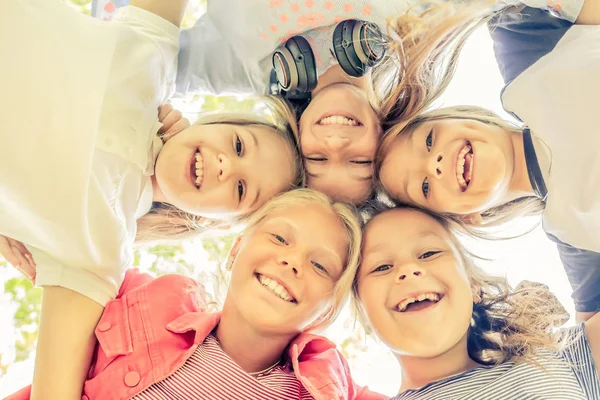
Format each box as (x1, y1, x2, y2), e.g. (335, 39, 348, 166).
(0, 1, 178, 305)
(502, 25, 600, 253)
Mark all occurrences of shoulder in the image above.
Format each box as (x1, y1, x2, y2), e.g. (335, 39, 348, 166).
(112, 6, 179, 46)
(489, 6, 573, 85)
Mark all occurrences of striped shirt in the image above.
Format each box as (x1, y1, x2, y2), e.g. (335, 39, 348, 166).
(133, 334, 314, 400)
(392, 324, 599, 400)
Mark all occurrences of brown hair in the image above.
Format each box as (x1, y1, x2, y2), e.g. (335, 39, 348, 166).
(135, 96, 304, 244)
(353, 204, 568, 365)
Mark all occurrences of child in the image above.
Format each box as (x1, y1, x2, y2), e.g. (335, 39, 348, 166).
(7, 189, 385, 400)
(1, 1, 301, 398)
(354, 205, 600, 398)
(377, 1, 600, 322)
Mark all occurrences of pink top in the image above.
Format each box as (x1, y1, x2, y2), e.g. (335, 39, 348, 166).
(133, 334, 313, 399)
(6, 269, 385, 400)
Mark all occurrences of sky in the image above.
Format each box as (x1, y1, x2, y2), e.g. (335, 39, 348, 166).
(0, 19, 576, 400)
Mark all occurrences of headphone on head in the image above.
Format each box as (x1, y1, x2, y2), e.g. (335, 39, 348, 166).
(271, 19, 386, 101)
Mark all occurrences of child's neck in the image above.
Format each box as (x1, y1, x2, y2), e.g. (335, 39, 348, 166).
(397, 335, 482, 391)
(150, 175, 167, 203)
(313, 64, 374, 97)
(507, 131, 536, 198)
(215, 296, 296, 374)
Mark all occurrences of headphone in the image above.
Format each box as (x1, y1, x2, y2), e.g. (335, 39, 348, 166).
(271, 19, 386, 100)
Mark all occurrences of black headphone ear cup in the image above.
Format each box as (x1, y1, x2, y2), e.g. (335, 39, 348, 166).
(272, 36, 317, 93)
(333, 20, 385, 77)
(272, 46, 298, 91)
(333, 20, 363, 77)
(355, 22, 385, 67)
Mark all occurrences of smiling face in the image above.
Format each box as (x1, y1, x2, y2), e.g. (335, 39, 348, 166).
(153, 123, 297, 218)
(299, 83, 381, 204)
(228, 202, 350, 334)
(357, 208, 474, 357)
(379, 118, 516, 215)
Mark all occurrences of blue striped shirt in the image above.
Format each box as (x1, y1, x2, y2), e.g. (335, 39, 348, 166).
(392, 325, 599, 400)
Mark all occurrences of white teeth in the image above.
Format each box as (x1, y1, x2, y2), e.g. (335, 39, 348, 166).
(258, 275, 295, 302)
(194, 151, 204, 188)
(396, 292, 440, 312)
(456, 144, 472, 191)
(318, 115, 358, 126)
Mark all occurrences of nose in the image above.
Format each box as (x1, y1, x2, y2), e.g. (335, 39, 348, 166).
(277, 251, 304, 278)
(217, 153, 232, 181)
(324, 135, 350, 152)
(427, 152, 444, 180)
(396, 263, 426, 282)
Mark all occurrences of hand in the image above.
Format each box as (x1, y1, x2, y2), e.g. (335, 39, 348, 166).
(0, 235, 36, 280)
(158, 104, 190, 142)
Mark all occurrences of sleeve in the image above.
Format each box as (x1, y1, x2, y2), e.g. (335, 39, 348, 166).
(488, 6, 573, 85)
(509, 0, 585, 22)
(113, 5, 180, 101)
(547, 233, 600, 313)
(176, 14, 268, 96)
(559, 324, 600, 399)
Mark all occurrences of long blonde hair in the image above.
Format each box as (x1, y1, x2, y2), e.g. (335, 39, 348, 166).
(136, 95, 304, 244)
(378, 105, 546, 238)
(353, 204, 568, 365)
(242, 188, 363, 331)
(378, 0, 501, 131)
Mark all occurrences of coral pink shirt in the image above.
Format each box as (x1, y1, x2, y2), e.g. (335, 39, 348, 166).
(6, 269, 384, 400)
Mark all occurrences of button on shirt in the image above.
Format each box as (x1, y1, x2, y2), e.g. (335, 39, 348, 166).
(0, 1, 179, 305)
(7, 269, 385, 400)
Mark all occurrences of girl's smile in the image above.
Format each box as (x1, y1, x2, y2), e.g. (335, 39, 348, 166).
(380, 118, 517, 215)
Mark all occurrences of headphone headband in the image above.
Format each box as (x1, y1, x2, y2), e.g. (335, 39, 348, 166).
(272, 19, 386, 96)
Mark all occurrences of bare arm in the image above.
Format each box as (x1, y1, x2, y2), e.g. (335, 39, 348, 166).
(129, 0, 189, 27)
(576, 0, 600, 24)
(584, 312, 600, 379)
(30, 286, 104, 400)
(577, 311, 597, 323)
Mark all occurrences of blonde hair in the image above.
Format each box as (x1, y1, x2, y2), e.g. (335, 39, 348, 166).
(136, 96, 304, 244)
(353, 204, 568, 365)
(378, 105, 546, 238)
(377, 0, 500, 131)
(243, 188, 363, 331)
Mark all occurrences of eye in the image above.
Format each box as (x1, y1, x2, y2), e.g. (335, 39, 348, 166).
(351, 160, 372, 165)
(426, 130, 433, 151)
(419, 250, 441, 259)
(422, 178, 430, 198)
(312, 261, 328, 274)
(305, 157, 327, 162)
(373, 264, 392, 273)
(237, 181, 245, 201)
(235, 135, 244, 156)
(272, 234, 288, 245)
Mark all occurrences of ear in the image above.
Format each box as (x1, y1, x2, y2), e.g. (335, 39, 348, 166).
(460, 212, 483, 226)
(226, 235, 243, 271)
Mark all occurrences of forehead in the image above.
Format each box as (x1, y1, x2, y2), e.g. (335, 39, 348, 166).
(259, 203, 350, 254)
(364, 209, 447, 246)
(379, 126, 424, 203)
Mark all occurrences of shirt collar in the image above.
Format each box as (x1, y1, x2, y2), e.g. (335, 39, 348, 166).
(165, 312, 336, 362)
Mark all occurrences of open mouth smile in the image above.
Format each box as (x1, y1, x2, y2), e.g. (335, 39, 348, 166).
(317, 112, 362, 127)
(256, 274, 297, 303)
(456, 142, 474, 192)
(191, 149, 204, 189)
(395, 292, 443, 313)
